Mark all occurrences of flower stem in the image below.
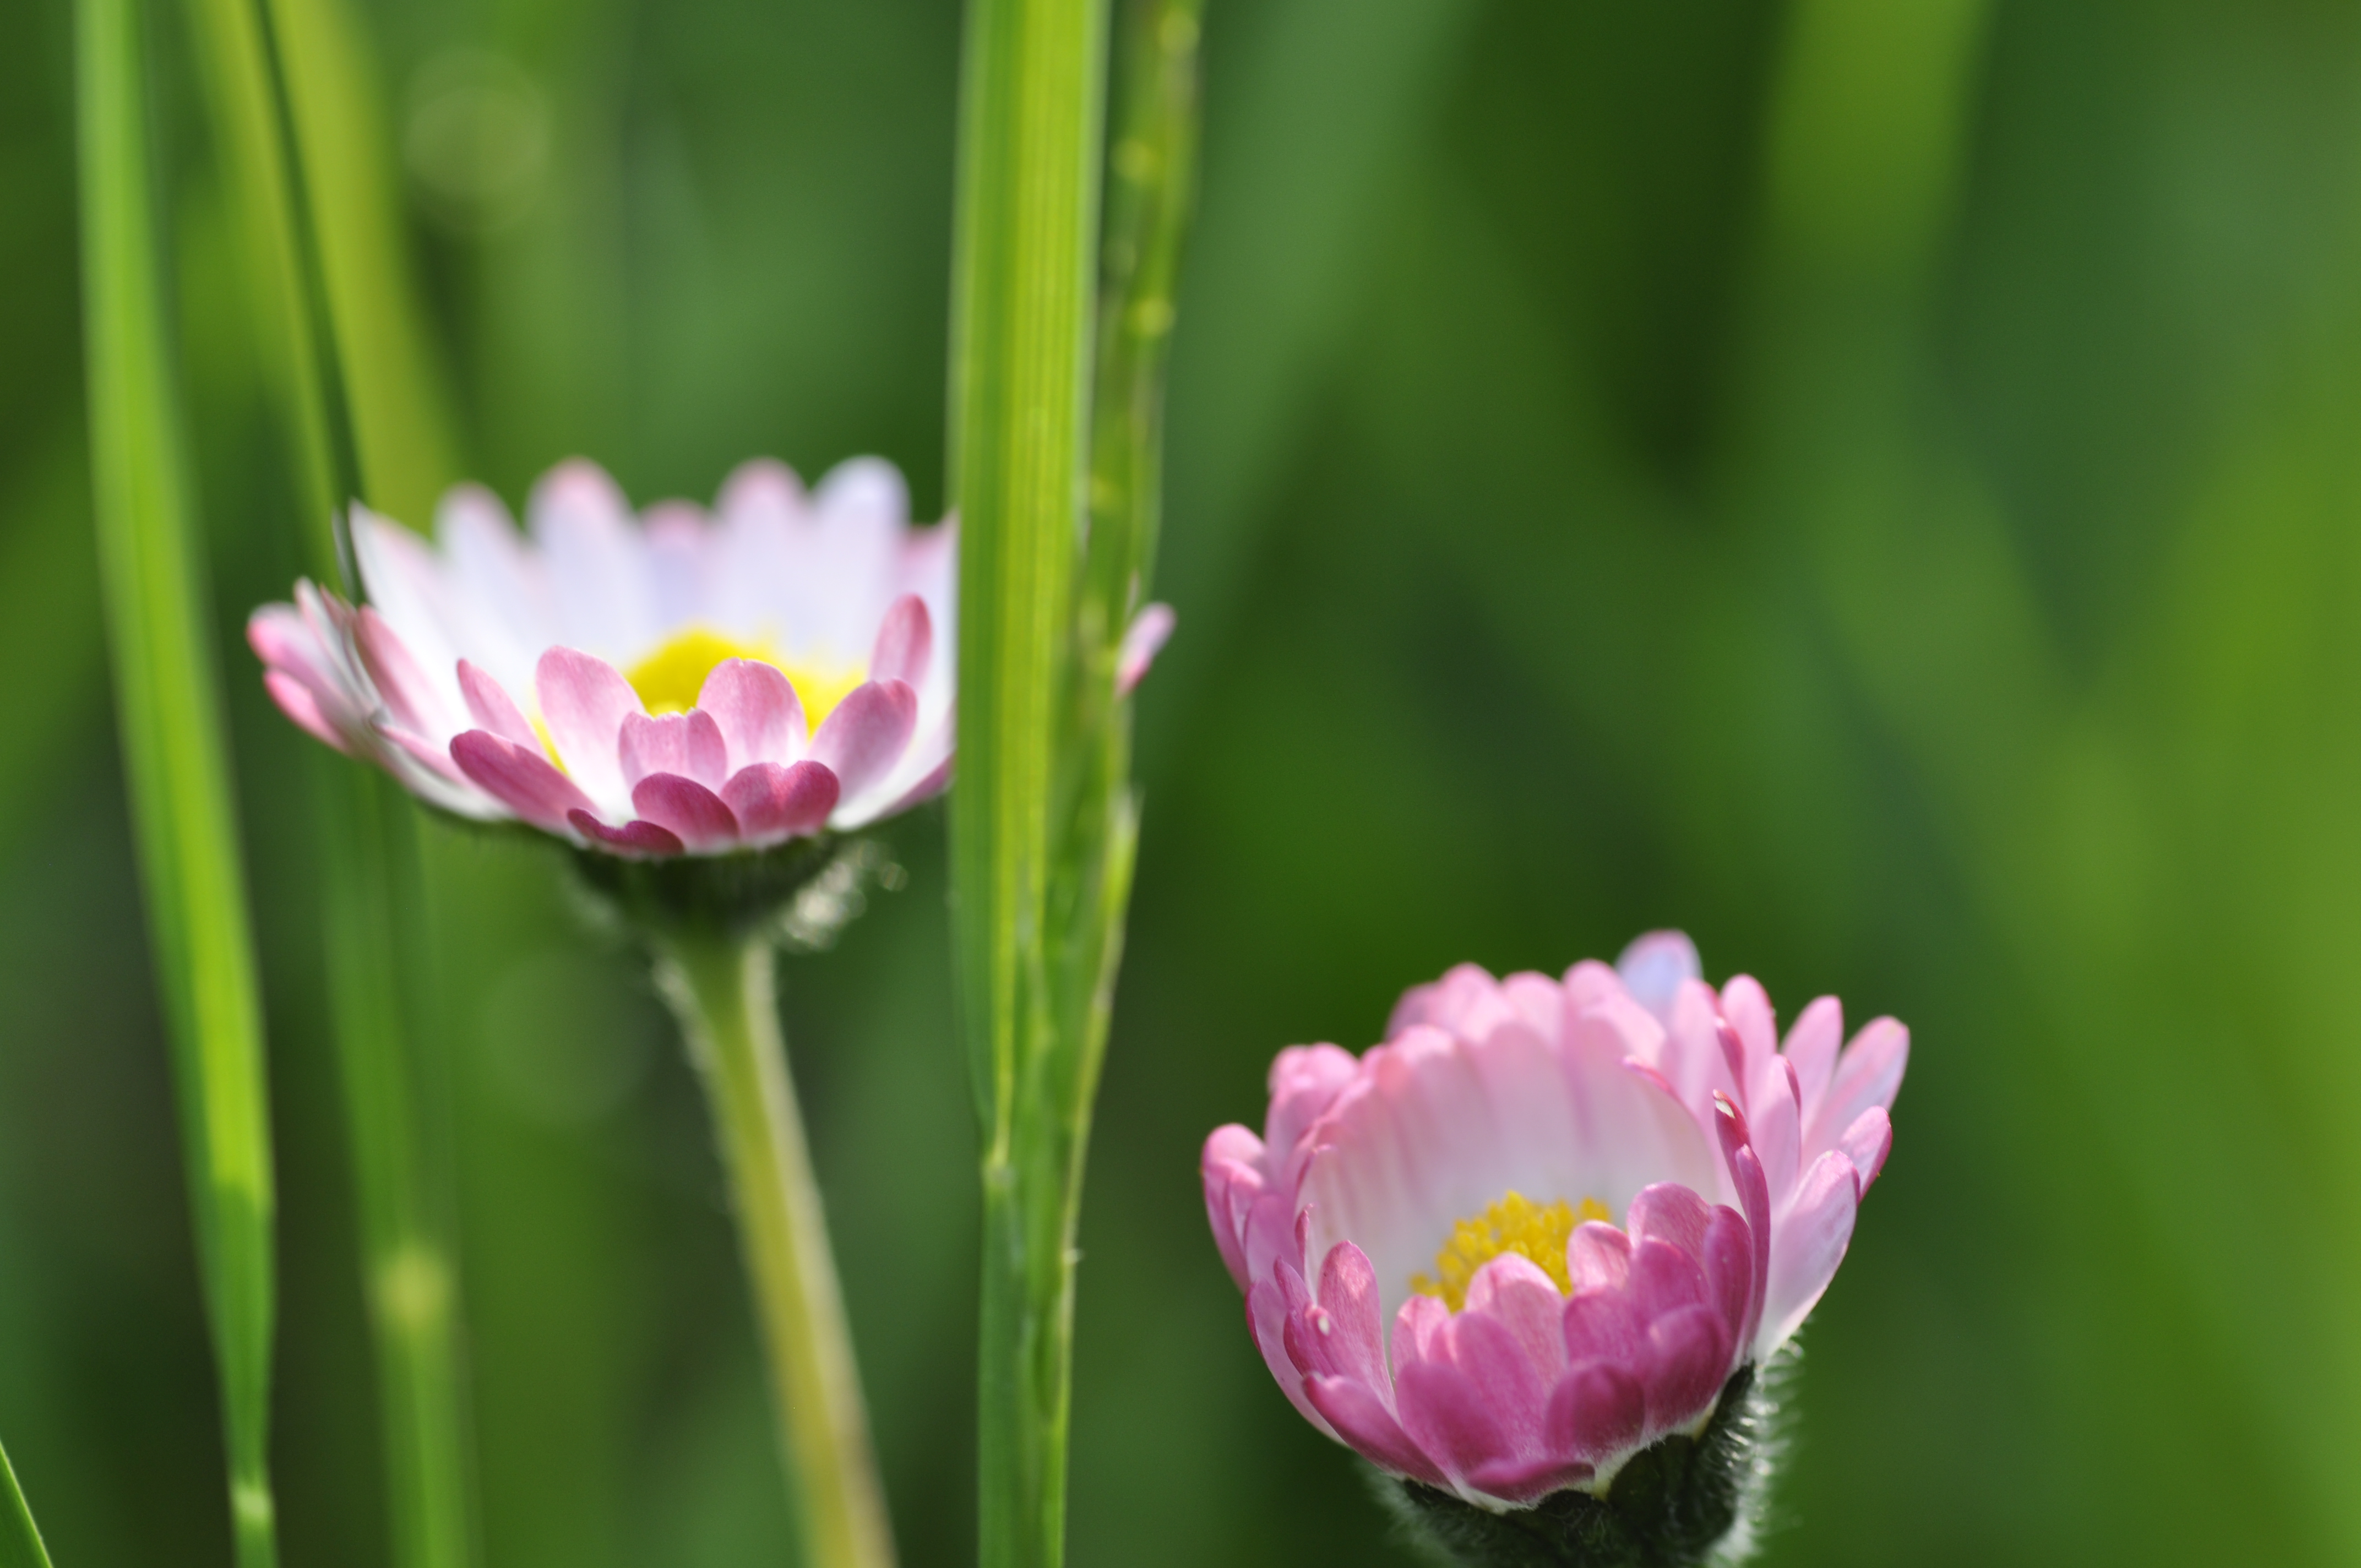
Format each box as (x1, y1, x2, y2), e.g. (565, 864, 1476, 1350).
(652, 927, 895, 1568)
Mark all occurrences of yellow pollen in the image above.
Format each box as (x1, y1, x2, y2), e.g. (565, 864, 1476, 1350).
(623, 627, 867, 728)
(1410, 1191, 1612, 1313)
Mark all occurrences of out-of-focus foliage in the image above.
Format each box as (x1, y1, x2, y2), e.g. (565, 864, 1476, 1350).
(6, 0, 2361, 1564)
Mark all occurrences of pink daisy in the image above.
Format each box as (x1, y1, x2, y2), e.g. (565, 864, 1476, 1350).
(249, 456, 961, 856)
(1201, 932, 1905, 1511)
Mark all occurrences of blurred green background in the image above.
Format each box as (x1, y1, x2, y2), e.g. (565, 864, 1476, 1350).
(8, 0, 2361, 1562)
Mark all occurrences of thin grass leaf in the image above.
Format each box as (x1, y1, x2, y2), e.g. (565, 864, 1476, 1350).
(0, 1436, 54, 1568)
(952, 0, 1201, 1560)
(259, 0, 456, 529)
(74, 0, 279, 1559)
(950, 0, 1106, 1558)
(182, 0, 482, 1561)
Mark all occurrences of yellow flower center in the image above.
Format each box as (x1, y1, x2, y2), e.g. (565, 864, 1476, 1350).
(623, 627, 867, 729)
(1410, 1190, 1612, 1313)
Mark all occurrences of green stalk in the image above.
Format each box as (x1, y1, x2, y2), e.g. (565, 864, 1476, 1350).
(75, 0, 280, 1558)
(951, 0, 1200, 1560)
(314, 766, 477, 1568)
(651, 928, 896, 1568)
(181, 0, 481, 1561)
(259, 0, 455, 529)
(0, 1436, 55, 1568)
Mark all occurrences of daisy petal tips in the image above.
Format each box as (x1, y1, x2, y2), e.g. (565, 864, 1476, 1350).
(249, 456, 960, 857)
(1203, 933, 1906, 1565)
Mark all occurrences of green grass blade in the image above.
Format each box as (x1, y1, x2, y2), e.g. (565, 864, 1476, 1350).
(953, 0, 1203, 1561)
(949, 0, 1107, 1558)
(260, 0, 456, 527)
(181, 0, 483, 1562)
(1085, 0, 1200, 618)
(0, 1436, 55, 1568)
(74, 0, 280, 1559)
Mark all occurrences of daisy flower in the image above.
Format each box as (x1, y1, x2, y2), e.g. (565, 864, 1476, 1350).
(251, 456, 956, 856)
(1200, 932, 1904, 1522)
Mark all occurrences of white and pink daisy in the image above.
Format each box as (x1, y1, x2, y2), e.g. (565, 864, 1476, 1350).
(1200, 932, 1904, 1511)
(250, 456, 958, 857)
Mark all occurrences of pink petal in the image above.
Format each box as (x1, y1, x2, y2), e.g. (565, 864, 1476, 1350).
(1392, 1294, 1449, 1374)
(1808, 1017, 1908, 1158)
(1200, 1127, 1265, 1292)
(1562, 1288, 1644, 1367)
(1626, 1239, 1710, 1321)
(1781, 995, 1844, 1125)
(458, 660, 539, 748)
(449, 731, 596, 833)
(383, 725, 465, 785)
(1762, 1150, 1860, 1351)
(1290, 1243, 1389, 1393)
(1464, 1254, 1567, 1384)
(808, 678, 918, 803)
(1247, 1276, 1327, 1434)
(1840, 1106, 1894, 1195)
(535, 647, 641, 805)
(1720, 975, 1778, 1085)
(1745, 1049, 1802, 1205)
(1394, 1358, 1513, 1485)
(1626, 1184, 1711, 1257)
(721, 761, 839, 841)
(874, 746, 952, 818)
(1638, 1304, 1731, 1432)
(247, 602, 318, 672)
(1439, 1309, 1548, 1456)
(699, 657, 804, 768)
(1465, 1453, 1592, 1506)
(568, 810, 684, 857)
(620, 711, 730, 791)
(1547, 1359, 1645, 1463)
(868, 593, 932, 685)
(630, 773, 740, 851)
(1699, 1206, 1754, 1348)
(1387, 962, 1512, 1041)
(1715, 1096, 1772, 1354)
(353, 608, 447, 739)
(264, 670, 350, 753)
(1264, 1043, 1361, 1161)
(1613, 930, 1700, 1025)
(1117, 601, 1176, 697)
(1304, 1375, 1445, 1487)
(1568, 1221, 1632, 1293)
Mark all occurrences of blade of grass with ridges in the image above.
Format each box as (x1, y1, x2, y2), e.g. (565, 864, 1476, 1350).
(183, 0, 482, 1563)
(0, 1436, 53, 1568)
(949, 0, 1105, 1556)
(952, 0, 1202, 1559)
(74, 0, 280, 1559)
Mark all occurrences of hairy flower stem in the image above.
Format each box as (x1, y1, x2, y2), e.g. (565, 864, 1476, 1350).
(653, 928, 895, 1568)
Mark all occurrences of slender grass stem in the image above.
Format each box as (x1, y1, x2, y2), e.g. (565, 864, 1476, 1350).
(181, 0, 482, 1559)
(951, 0, 1201, 1560)
(0, 1436, 54, 1568)
(75, 0, 280, 1558)
(949, 0, 1106, 1557)
(653, 928, 896, 1568)
(315, 766, 478, 1568)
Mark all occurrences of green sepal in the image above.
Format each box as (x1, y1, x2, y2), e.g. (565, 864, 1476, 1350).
(565, 832, 904, 946)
